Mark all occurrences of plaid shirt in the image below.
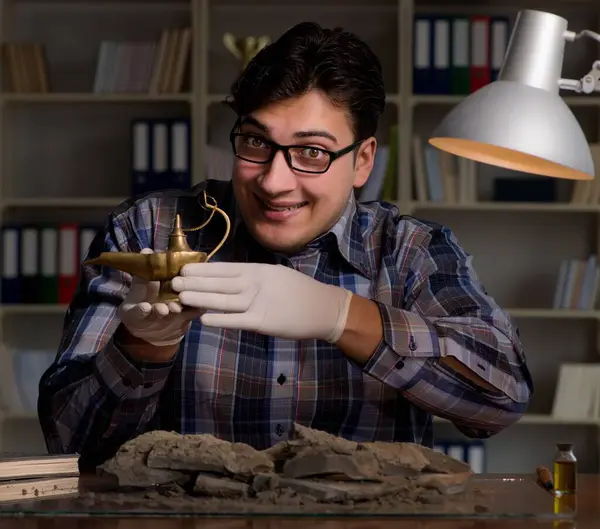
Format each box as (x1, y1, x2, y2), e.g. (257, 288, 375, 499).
(38, 179, 533, 468)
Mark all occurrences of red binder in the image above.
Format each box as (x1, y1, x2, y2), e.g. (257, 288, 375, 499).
(470, 15, 491, 93)
(58, 223, 79, 305)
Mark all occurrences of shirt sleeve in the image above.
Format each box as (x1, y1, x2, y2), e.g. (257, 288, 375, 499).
(362, 222, 533, 438)
(37, 206, 175, 469)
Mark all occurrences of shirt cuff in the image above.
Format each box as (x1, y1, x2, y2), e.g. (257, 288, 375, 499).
(94, 336, 174, 400)
(362, 302, 441, 389)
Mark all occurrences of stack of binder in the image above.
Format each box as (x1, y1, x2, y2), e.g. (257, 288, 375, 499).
(131, 117, 191, 197)
(1, 224, 100, 305)
(413, 14, 510, 95)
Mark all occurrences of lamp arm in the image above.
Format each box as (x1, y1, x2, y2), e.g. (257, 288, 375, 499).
(558, 29, 600, 94)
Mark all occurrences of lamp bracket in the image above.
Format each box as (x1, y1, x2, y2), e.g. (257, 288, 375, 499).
(558, 29, 600, 94)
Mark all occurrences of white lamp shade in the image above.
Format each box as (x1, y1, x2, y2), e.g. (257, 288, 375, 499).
(429, 9, 595, 181)
(429, 80, 594, 180)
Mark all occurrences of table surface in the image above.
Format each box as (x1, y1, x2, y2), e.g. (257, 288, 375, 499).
(0, 473, 596, 529)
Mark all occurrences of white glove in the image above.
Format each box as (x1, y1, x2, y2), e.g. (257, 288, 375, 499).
(117, 249, 201, 347)
(170, 262, 353, 343)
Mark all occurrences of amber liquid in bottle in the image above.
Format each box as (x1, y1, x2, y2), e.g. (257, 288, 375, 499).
(553, 460, 577, 495)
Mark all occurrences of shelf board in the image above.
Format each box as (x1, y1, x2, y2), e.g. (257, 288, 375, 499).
(1, 305, 598, 320)
(0, 305, 68, 316)
(508, 308, 599, 319)
(434, 413, 600, 426)
(14, 0, 191, 10)
(3, 412, 597, 425)
(1, 197, 127, 208)
(213, 0, 398, 6)
(411, 95, 600, 107)
(206, 92, 401, 105)
(0, 412, 37, 422)
(409, 201, 599, 213)
(5, 199, 593, 213)
(207, 93, 229, 105)
(0, 93, 191, 104)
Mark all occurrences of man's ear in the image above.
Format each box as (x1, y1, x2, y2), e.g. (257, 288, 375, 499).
(353, 137, 377, 188)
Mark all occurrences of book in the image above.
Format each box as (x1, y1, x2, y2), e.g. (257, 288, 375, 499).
(0, 454, 79, 481)
(0, 475, 79, 503)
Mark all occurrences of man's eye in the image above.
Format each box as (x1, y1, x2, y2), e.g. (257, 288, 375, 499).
(301, 147, 323, 158)
(244, 137, 266, 148)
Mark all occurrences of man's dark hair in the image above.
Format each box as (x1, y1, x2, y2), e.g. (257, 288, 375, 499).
(226, 22, 386, 141)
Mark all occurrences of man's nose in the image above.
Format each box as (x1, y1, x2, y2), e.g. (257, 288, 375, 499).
(258, 150, 297, 194)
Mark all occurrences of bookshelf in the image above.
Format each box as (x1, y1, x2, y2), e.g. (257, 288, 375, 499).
(0, 0, 600, 474)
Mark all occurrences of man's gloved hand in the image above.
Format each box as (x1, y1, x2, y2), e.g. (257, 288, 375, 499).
(170, 262, 353, 343)
(117, 248, 202, 348)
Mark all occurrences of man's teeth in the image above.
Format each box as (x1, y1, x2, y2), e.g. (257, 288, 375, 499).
(263, 201, 307, 211)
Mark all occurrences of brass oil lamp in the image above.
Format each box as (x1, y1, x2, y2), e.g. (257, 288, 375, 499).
(83, 191, 230, 302)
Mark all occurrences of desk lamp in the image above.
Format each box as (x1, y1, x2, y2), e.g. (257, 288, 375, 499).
(429, 9, 597, 180)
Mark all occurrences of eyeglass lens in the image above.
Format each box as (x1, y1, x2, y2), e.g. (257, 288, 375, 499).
(233, 134, 331, 172)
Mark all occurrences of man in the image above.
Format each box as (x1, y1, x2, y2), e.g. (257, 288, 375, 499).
(38, 22, 533, 469)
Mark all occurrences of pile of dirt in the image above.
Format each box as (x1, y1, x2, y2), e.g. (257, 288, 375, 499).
(81, 423, 489, 515)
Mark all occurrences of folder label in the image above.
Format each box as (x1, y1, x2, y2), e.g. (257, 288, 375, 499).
(415, 19, 430, 69)
(472, 19, 488, 68)
(452, 19, 469, 67)
(21, 228, 38, 278)
(2, 229, 18, 280)
(434, 19, 450, 69)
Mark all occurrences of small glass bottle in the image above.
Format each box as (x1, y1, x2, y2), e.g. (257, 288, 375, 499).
(553, 443, 577, 496)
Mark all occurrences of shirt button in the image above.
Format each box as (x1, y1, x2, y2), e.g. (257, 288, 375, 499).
(395, 359, 405, 369)
(275, 424, 284, 437)
(409, 336, 417, 351)
(277, 374, 286, 385)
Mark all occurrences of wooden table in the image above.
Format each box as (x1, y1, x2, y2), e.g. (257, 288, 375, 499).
(0, 474, 596, 529)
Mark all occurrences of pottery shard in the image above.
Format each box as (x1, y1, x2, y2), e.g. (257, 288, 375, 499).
(282, 450, 382, 481)
(274, 422, 466, 479)
(415, 472, 472, 495)
(360, 442, 470, 476)
(289, 422, 358, 454)
(265, 424, 360, 467)
(421, 447, 473, 474)
(359, 442, 431, 474)
(98, 430, 187, 488)
(277, 478, 411, 503)
(252, 473, 280, 493)
(193, 474, 250, 498)
(146, 434, 274, 479)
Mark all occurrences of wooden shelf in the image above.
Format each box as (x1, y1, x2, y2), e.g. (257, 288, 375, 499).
(1, 197, 127, 208)
(2, 304, 598, 320)
(507, 309, 600, 319)
(213, 0, 398, 6)
(411, 95, 600, 107)
(0, 305, 69, 316)
(433, 414, 600, 426)
(3, 412, 597, 425)
(206, 92, 401, 105)
(409, 201, 599, 213)
(0, 93, 191, 104)
(16, 0, 191, 8)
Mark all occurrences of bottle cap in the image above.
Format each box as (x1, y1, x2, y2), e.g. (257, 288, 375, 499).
(557, 443, 574, 451)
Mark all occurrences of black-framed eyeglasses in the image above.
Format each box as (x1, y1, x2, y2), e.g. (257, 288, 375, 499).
(229, 125, 363, 174)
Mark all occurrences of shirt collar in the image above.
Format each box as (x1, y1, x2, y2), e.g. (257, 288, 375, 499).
(230, 190, 372, 279)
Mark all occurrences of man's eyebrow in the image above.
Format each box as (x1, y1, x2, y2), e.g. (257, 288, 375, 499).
(293, 130, 338, 143)
(239, 116, 338, 143)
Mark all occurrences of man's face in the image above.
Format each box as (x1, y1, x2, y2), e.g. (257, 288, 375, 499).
(231, 89, 376, 254)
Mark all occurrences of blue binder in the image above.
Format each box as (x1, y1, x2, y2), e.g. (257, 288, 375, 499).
(1, 225, 20, 304)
